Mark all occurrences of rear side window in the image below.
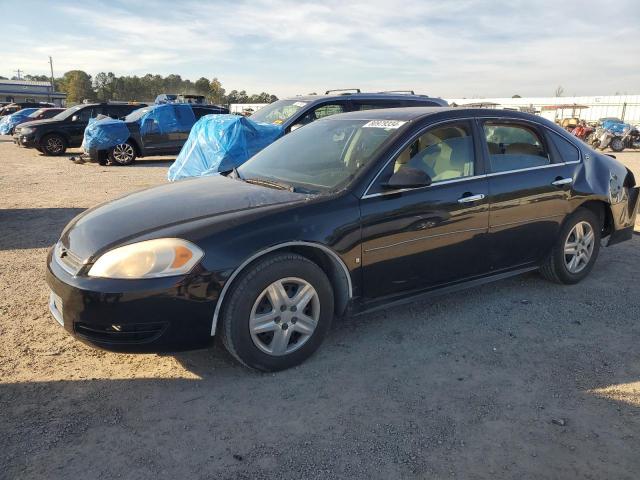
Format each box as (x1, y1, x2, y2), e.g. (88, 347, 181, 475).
(483, 122, 549, 173)
(550, 133, 581, 163)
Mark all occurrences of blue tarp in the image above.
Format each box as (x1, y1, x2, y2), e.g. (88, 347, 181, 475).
(602, 120, 630, 134)
(0, 108, 38, 134)
(82, 117, 131, 151)
(140, 103, 196, 136)
(80, 104, 196, 151)
(167, 114, 284, 181)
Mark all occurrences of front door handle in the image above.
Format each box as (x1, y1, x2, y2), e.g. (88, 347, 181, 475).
(552, 177, 573, 186)
(457, 193, 485, 204)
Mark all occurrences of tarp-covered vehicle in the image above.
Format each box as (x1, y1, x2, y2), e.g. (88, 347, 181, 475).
(168, 115, 283, 181)
(83, 103, 228, 165)
(0, 108, 38, 135)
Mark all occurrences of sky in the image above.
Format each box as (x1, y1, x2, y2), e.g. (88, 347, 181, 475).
(0, 0, 638, 99)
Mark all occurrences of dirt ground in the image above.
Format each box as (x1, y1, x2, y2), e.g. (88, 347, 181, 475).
(1, 137, 639, 480)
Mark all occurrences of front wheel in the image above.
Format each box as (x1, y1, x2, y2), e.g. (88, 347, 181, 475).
(108, 142, 137, 165)
(220, 253, 334, 371)
(540, 208, 601, 284)
(610, 136, 625, 152)
(40, 134, 67, 156)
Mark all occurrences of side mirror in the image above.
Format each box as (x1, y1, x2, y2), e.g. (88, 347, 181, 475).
(383, 167, 432, 189)
(71, 115, 78, 122)
(289, 124, 303, 132)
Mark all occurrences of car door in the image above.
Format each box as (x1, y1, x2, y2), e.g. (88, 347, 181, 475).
(286, 101, 350, 132)
(480, 118, 574, 271)
(68, 106, 97, 145)
(360, 119, 490, 299)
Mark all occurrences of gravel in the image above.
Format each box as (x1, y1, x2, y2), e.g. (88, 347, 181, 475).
(1, 137, 640, 479)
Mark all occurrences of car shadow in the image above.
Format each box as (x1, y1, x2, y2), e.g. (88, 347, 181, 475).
(0, 207, 85, 250)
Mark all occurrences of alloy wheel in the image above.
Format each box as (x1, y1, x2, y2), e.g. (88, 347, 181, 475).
(249, 277, 320, 356)
(564, 221, 595, 274)
(112, 143, 135, 164)
(46, 137, 63, 153)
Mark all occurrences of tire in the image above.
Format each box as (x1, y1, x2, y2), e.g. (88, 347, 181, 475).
(41, 134, 67, 156)
(219, 253, 334, 371)
(108, 141, 137, 165)
(540, 208, 601, 285)
(610, 137, 625, 152)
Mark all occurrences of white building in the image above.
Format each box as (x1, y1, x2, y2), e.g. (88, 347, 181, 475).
(447, 95, 640, 123)
(0, 79, 66, 106)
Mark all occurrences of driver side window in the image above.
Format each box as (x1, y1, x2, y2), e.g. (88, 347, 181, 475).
(392, 122, 475, 183)
(298, 103, 346, 126)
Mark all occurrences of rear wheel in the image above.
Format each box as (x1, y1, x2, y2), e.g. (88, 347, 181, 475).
(108, 142, 137, 165)
(41, 134, 66, 156)
(540, 208, 601, 284)
(220, 253, 334, 371)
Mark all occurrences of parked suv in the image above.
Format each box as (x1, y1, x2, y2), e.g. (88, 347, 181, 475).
(87, 103, 229, 165)
(13, 102, 147, 155)
(249, 89, 448, 132)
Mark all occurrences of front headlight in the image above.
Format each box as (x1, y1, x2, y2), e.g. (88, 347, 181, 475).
(20, 127, 33, 134)
(88, 238, 203, 279)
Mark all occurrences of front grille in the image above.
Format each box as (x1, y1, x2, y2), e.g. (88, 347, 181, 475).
(54, 242, 84, 275)
(75, 322, 168, 344)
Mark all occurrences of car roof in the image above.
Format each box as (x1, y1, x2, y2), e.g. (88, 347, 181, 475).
(282, 93, 447, 103)
(320, 106, 551, 123)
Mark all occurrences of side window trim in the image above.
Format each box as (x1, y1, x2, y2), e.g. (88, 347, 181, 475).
(362, 118, 481, 198)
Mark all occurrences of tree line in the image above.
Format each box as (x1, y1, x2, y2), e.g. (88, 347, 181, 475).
(0, 71, 278, 106)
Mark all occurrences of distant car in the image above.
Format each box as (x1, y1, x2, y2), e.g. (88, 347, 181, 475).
(46, 108, 639, 371)
(249, 89, 448, 132)
(2, 108, 65, 137)
(85, 103, 230, 165)
(0, 101, 55, 117)
(0, 108, 39, 135)
(12, 102, 146, 155)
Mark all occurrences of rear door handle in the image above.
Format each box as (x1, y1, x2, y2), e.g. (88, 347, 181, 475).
(457, 193, 485, 204)
(552, 177, 573, 186)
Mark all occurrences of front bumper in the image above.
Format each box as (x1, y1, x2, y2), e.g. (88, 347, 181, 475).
(13, 132, 37, 148)
(45, 247, 219, 352)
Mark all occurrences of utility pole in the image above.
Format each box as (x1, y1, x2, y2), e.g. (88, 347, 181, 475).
(48, 56, 55, 103)
(13, 69, 23, 80)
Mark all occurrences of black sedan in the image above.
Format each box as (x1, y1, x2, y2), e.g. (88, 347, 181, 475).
(46, 108, 639, 371)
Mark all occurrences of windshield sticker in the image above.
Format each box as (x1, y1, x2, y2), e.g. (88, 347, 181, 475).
(293, 101, 307, 107)
(272, 119, 284, 125)
(362, 120, 407, 129)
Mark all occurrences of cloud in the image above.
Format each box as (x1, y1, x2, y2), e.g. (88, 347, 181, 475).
(0, 0, 638, 97)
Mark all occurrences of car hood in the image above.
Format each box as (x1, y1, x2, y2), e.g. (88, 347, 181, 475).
(16, 118, 62, 129)
(60, 175, 308, 260)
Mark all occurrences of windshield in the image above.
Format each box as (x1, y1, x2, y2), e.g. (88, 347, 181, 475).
(238, 118, 403, 193)
(125, 106, 154, 122)
(249, 99, 309, 125)
(52, 104, 84, 120)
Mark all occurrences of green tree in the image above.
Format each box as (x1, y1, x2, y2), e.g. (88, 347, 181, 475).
(60, 70, 95, 104)
(194, 77, 211, 96)
(209, 77, 226, 104)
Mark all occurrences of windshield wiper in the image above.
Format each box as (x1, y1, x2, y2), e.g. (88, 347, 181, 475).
(245, 177, 295, 192)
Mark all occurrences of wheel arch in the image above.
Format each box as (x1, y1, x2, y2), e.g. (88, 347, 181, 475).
(210, 241, 353, 336)
(38, 130, 69, 145)
(126, 137, 142, 156)
(574, 199, 613, 237)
